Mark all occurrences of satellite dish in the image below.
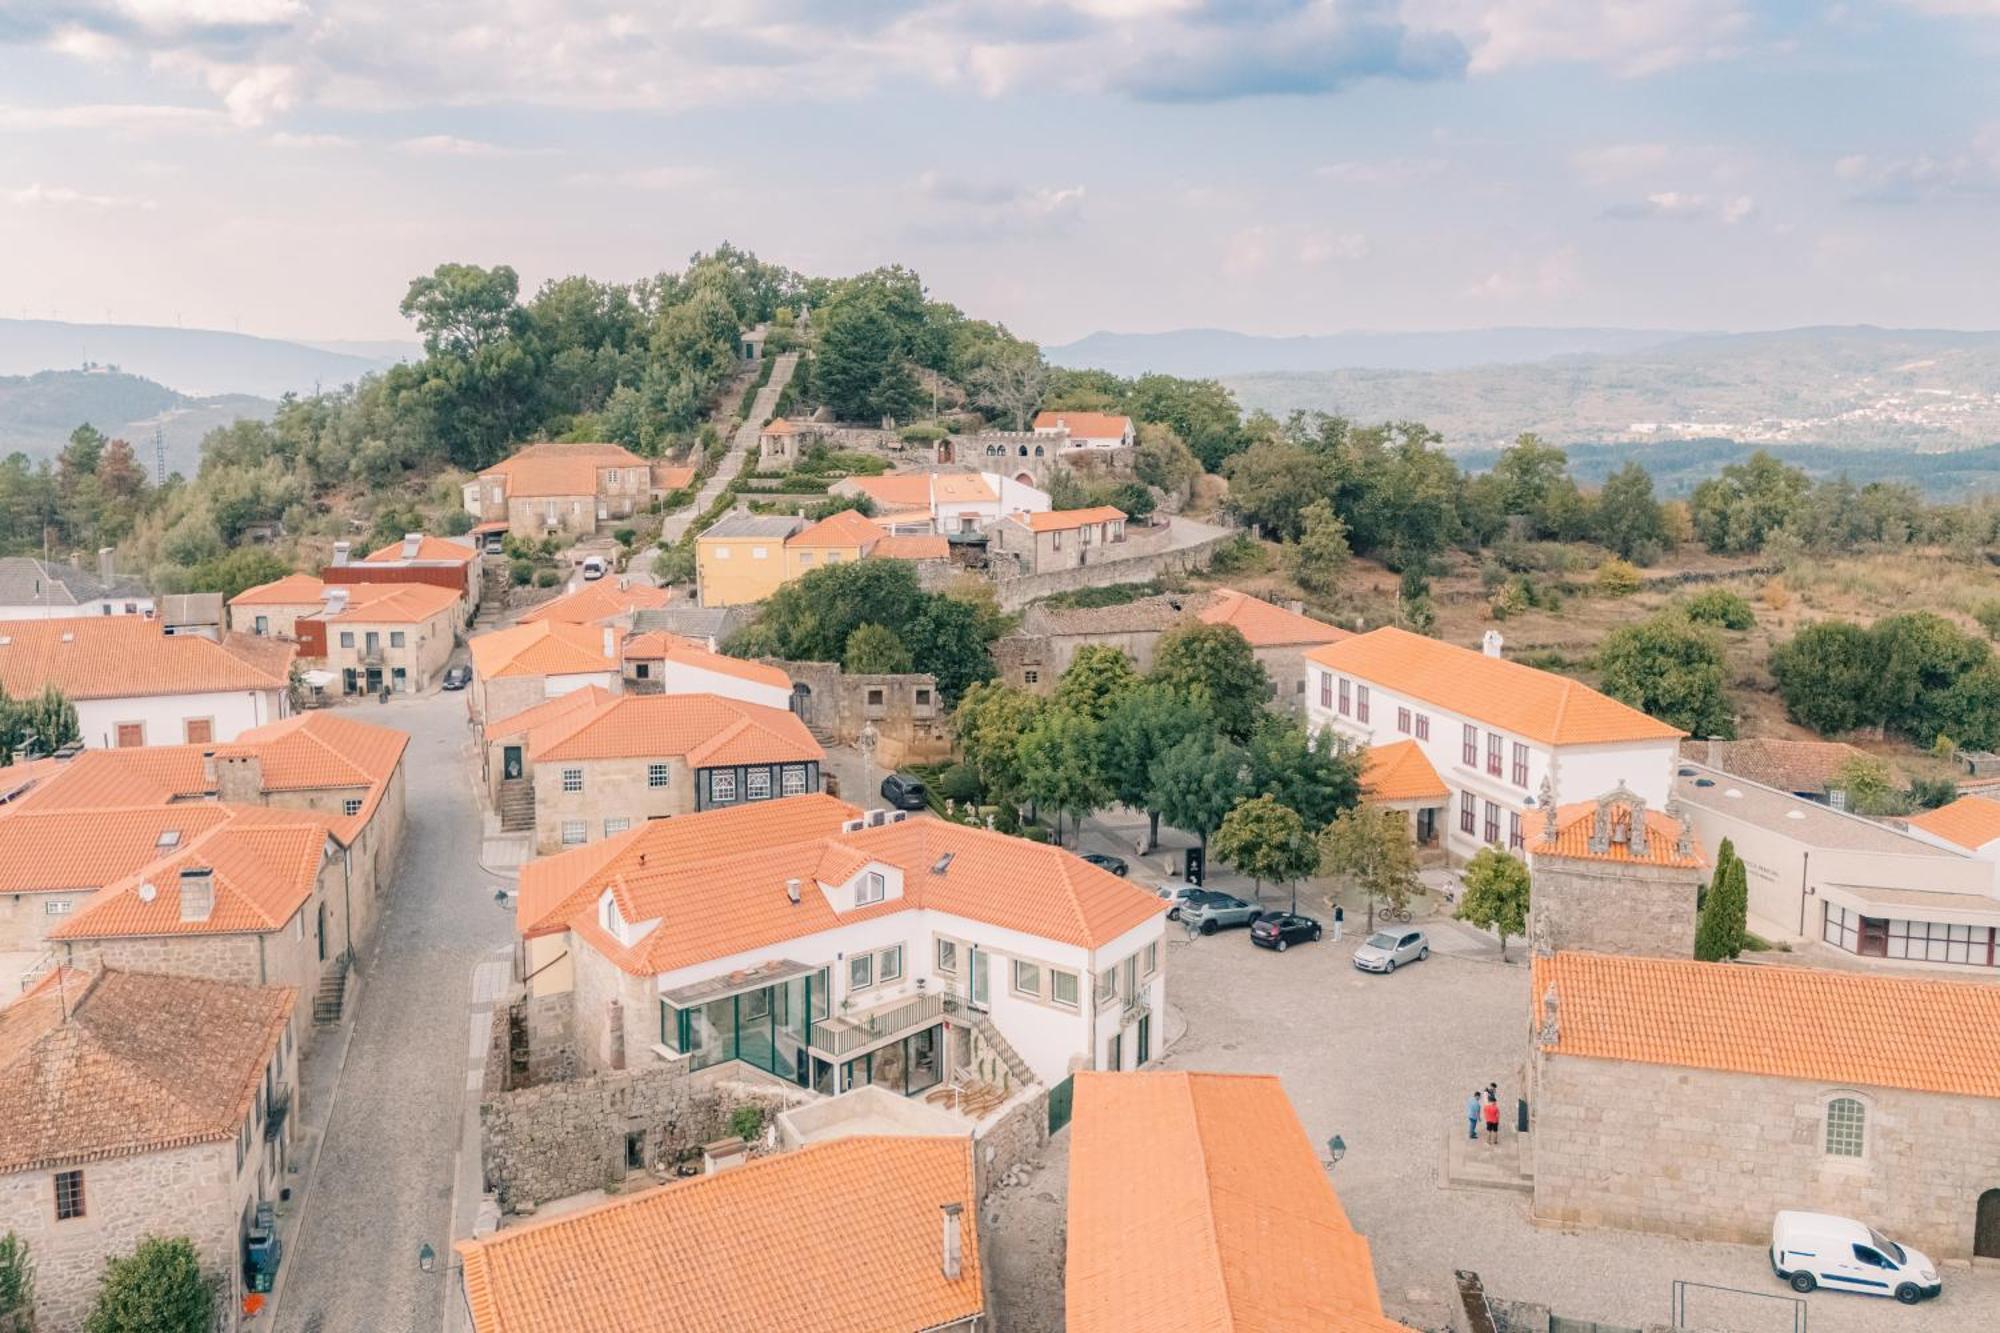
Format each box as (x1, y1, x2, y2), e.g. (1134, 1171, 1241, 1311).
(138, 882, 157, 902)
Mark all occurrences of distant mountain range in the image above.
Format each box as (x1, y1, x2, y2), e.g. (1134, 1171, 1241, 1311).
(0, 370, 273, 475)
(0, 319, 413, 399)
(1045, 326, 1701, 376)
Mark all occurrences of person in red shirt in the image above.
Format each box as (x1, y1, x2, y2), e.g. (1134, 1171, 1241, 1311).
(1483, 1091, 1501, 1145)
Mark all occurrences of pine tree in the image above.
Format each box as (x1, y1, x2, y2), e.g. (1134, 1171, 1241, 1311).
(1694, 838, 1747, 962)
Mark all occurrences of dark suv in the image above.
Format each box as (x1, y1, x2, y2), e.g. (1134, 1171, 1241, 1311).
(880, 773, 928, 810)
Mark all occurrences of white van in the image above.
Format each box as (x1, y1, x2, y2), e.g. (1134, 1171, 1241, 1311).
(580, 555, 608, 581)
(1771, 1210, 1940, 1304)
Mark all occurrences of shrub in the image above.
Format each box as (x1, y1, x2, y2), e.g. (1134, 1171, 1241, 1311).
(613, 527, 637, 547)
(1205, 533, 1270, 576)
(1594, 557, 1641, 597)
(899, 423, 948, 443)
(509, 559, 534, 587)
(728, 1103, 767, 1142)
(938, 763, 982, 804)
(0, 1232, 33, 1316)
(1683, 587, 1755, 630)
(533, 568, 561, 588)
(87, 1236, 210, 1333)
(1976, 599, 2000, 641)
(654, 546, 695, 585)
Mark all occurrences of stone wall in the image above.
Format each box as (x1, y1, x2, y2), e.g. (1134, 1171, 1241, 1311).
(770, 660, 954, 769)
(568, 935, 662, 1077)
(972, 1085, 1050, 1202)
(1530, 1053, 2000, 1260)
(990, 525, 1235, 611)
(529, 755, 695, 852)
(1526, 853, 1700, 960)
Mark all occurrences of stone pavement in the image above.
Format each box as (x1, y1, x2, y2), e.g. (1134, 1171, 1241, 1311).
(267, 689, 519, 1333)
(656, 351, 798, 548)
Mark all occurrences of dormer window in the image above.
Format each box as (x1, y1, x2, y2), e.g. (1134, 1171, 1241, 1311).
(857, 872, 886, 906)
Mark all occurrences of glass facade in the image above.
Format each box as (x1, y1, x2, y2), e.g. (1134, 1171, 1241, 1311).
(1823, 903, 1999, 968)
(662, 967, 830, 1086)
(836, 1025, 945, 1099)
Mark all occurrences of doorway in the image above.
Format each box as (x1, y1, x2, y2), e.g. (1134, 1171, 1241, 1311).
(1859, 917, 1889, 957)
(790, 682, 813, 725)
(503, 746, 524, 781)
(1137, 1014, 1151, 1066)
(315, 902, 328, 963)
(967, 946, 989, 1010)
(1977, 1189, 2000, 1259)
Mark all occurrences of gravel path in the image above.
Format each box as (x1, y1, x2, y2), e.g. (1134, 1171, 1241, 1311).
(272, 691, 516, 1333)
(656, 351, 798, 548)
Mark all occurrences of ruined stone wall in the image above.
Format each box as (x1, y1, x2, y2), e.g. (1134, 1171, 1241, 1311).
(990, 526, 1234, 611)
(768, 660, 954, 768)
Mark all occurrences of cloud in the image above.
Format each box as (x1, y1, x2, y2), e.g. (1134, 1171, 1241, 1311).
(1315, 156, 1446, 185)
(8, 182, 157, 210)
(394, 134, 530, 158)
(1223, 222, 1369, 277)
(1570, 142, 1672, 183)
(1836, 128, 2000, 204)
(0, 101, 227, 132)
(1466, 245, 1580, 300)
(1112, 4, 1468, 101)
(565, 165, 714, 190)
(265, 130, 354, 148)
(1407, 0, 1752, 76)
(907, 173, 1087, 242)
(1599, 190, 1754, 223)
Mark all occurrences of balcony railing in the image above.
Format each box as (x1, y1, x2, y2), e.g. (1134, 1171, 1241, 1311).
(811, 991, 948, 1059)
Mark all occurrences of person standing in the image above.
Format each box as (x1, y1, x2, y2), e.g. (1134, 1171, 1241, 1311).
(1332, 903, 1344, 941)
(1483, 1090, 1501, 1146)
(1466, 1089, 1482, 1142)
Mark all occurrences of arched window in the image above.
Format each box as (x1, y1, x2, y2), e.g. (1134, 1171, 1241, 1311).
(1825, 1096, 1866, 1157)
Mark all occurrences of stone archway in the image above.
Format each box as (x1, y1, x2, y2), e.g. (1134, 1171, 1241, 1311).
(1015, 472, 1035, 487)
(790, 681, 814, 725)
(1977, 1188, 2000, 1259)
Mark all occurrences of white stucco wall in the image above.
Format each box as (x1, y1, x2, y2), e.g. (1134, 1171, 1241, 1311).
(654, 660, 791, 710)
(0, 597, 156, 622)
(76, 688, 285, 749)
(543, 670, 618, 699)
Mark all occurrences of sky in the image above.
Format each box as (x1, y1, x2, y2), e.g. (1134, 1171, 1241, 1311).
(1, 1, 1998, 347)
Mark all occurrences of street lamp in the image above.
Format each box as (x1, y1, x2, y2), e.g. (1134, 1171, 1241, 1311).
(1325, 1135, 1347, 1168)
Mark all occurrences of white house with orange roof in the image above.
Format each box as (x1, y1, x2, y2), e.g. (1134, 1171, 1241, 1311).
(1307, 627, 1684, 864)
(1907, 794, 2000, 862)
(482, 691, 824, 852)
(992, 506, 1127, 574)
(464, 442, 661, 537)
(515, 795, 1168, 1098)
(0, 616, 294, 749)
(467, 620, 621, 723)
(1033, 410, 1135, 451)
(834, 470, 1051, 535)
(619, 631, 792, 709)
(230, 573, 463, 692)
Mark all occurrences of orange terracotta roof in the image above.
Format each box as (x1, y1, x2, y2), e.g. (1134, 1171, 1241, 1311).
(1532, 951, 2000, 1098)
(652, 463, 695, 491)
(527, 799, 1166, 974)
(1307, 627, 1684, 747)
(0, 968, 293, 1174)
(0, 618, 292, 700)
(848, 474, 933, 508)
(455, 1136, 983, 1333)
(873, 533, 950, 561)
(1067, 1071, 1413, 1333)
(478, 442, 649, 499)
(761, 417, 800, 436)
(307, 581, 462, 624)
(1199, 587, 1349, 648)
(52, 807, 336, 941)
(229, 572, 326, 606)
(218, 711, 409, 841)
(525, 693, 822, 768)
(1020, 505, 1125, 533)
(932, 473, 996, 503)
(469, 621, 617, 680)
(1361, 740, 1449, 803)
(1034, 410, 1132, 440)
(0, 804, 235, 894)
(788, 508, 888, 549)
(362, 534, 477, 565)
(517, 581, 672, 627)
(6, 746, 207, 810)
(1906, 795, 2000, 851)
(622, 637, 792, 690)
(1680, 738, 1877, 795)
(1533, 799, 1705, 869)
(484, 685, 619, 742)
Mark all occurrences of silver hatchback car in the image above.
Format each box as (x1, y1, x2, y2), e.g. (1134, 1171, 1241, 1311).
(1352, 928, 1429, 973)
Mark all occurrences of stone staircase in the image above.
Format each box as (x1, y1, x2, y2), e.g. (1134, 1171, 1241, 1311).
(960, 1012, 1036, 1093)
(470, 561, 511, 630)
(313, 954, 351, 1025)
(497, 779, 537, 834)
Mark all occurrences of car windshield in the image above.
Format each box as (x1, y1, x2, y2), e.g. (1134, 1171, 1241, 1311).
(1365, 932, 1399, 950)
(1868, 1228, 1906, 1265)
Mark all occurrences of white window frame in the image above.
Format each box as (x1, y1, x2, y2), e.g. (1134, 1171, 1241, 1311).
(746, 767, 772, 800)
(878, 945, 903, 983)
(936, 938, 957, 974)
(1012, 958, 1041, 997)
(604, 817, 631, 836)
(1050, 969, 1079, 1008)
(1824, 1095, 1867, 1159)
(560, 820, 587, 846)
(562, 767, 583, 794)
(648, 763, 669, 788)
(780, 765, 808, 796)
(856, 871, 886, 906)
(849, 954, 873, 990)
(711, 771, 738, 803)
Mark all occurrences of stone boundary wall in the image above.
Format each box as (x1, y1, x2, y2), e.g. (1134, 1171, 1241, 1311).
(973, 1085, 1050, 1202)
(992, 524, 1236, 610)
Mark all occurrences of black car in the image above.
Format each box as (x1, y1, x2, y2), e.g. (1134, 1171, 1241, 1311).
(441, 664, 472, 691)
(1080, 852, 1128, 877)
(1250, 912, 1323, 952)
(880, 773, 928, 810)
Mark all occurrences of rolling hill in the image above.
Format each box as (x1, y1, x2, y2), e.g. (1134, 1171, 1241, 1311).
(0, 318, 405, 398)
(0, 369, 273, 475)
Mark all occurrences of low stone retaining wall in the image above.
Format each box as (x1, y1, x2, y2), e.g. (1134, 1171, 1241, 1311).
(993, 524, 1236, 610)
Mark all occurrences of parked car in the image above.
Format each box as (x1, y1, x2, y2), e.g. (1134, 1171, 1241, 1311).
(580, 555, 608, 580)
(441, 664, 472, 691)
(1771, 1211, 1938, 1303)
(1080, 852, 1128, 877)
(1250, 912, 1322, 952)
(1352, 929, 1429, 973)
(1152, 881, 1205, 919)
(880, 773, 928, 810)
(1181, 892, 1265, 935)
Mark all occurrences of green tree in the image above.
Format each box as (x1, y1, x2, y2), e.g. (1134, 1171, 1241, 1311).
(1098, 683, 1206, 849)
(1681, 587, 1754, 631)
(1593, 461, 1670, 561)
(1150, 732, 1250, 850)
(1694, 839, 1748, 961)
(1831, 754, 1904, 816)
(1053, 645, 1138, 721)
(1870, 611, 1992, 750)
(1149, 622, 1270, 742)
(1317, 804, 1420, 933)
(1015, 707, 1107, 844)
(1594, 557, 1641, 597)
(1770, 620, 1879, 736)
(87, 1236, 211, 1333)
(1245, 718, 1364, 829)
(1125, 375, 1245, 471)
(953, 682, 1043, 805)
(1133, 422, 1202, 493)
(1211, 794, 1319, 912)
(1597, 611, 1734, 738)
(1290, 497, 1352, 596)
(0, 1231, 33, 1317)
(816, 292, 922, 422)
(0, 686, 79, 762)
(1689, 451, 1811, 554)
(1456, 848, 1531, 961)
(902, 594, 996, 703)
(843, 623, 912, 674)
(184, 547, 292, 602)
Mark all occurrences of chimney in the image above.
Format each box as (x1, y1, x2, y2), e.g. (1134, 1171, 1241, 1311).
(602, 626, 617, 662)
(941, 1203, 964, 1280)
(97, 547, 115, 585)
(324, 587, 349, 616)
(214, 752, 265, 805)
(785, 877, 801, 905)
(401, 532, 422, 560)
(332, 541, 351, 567)
(1482, 629, 1504, 659)
(178, 867, 214, 922)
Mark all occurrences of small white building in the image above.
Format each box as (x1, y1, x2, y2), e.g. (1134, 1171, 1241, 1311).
(1032, 411, 1135, 451)
(835, 471, 1051, 536)
(0, 553, 153, 621)
(1305, 627, 1684, 863)
(518, 795, 1168, 1096)
(621, 632, 793, 709)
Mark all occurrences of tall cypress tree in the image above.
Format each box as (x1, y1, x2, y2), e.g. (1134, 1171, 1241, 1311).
(1695, 838, 1747, 961)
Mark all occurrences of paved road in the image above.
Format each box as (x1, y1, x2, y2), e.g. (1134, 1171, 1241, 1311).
(274, 691, 516, 1333)
(657, 351, 798, 547)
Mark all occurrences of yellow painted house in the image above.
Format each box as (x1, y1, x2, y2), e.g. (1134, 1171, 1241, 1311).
(694, 510, 948, 607)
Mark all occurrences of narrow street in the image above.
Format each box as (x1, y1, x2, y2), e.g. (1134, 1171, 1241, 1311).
(273, 689, 515, 1333)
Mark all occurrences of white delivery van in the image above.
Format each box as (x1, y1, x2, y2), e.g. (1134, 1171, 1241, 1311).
(580, 556, 608, 581)
(1771, 1210, 1940, 1304)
